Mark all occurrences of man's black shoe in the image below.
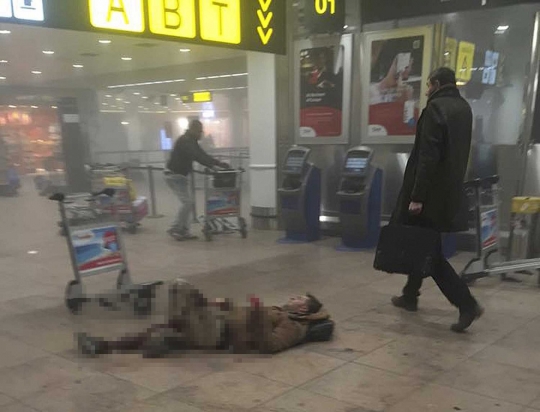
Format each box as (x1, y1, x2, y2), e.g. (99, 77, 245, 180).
(391, 295, 418, 312)
(451, 304, 484, 333)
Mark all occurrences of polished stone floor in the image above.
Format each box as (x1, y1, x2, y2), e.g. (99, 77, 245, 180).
(0, 180, 540, 411)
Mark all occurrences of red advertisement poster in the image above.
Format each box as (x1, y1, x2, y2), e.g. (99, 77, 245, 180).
(299, 47, 344, 138)
(368, 35, 425, 138)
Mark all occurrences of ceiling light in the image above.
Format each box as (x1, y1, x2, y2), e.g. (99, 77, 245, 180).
(343, 25, 349, 29)
(196, 76, 208, 80)
(497, 25, 509, 31)
(121, 57, 132, 61)
(107, 78, 186, 89)
(133, 92, 140, 95)
(0, 30, 11, 34)
(73, 64, 84, 68)
(0, 60, 7, 63)
(31, 71, 42, 74)
(142, 96, 148, 99)
(42, 50, 55, 55)
(102, 103, 108, 106)
(99, 39, 111, 44)
(105, 94, 112, 98)
(121, 121, 129, 125)
(124, 101, 131, 104)
(31, 105, 38, 108)
(51, 106, 57, 109)
(179, 48, 191, 52)
(0, 76, 5, 80)
(9, 105, 16, 108)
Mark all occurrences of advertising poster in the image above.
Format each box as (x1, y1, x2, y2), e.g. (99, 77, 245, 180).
(481, 209, 498, 249)
(207, 190, 240, 216)
(368, 35, 426, 138)
(71, 226, 123, 273)
(299, 46, 344, 138)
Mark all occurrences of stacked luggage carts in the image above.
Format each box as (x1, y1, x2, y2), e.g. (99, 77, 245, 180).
(88, 164, 148, 233)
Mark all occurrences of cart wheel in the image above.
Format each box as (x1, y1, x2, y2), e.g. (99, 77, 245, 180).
(203, 223, 213, 242)
(239, 217, 248, 239)
(65, 280, 84, 314)
(127, 224, 138, 234)
(133, 295, 152, 317)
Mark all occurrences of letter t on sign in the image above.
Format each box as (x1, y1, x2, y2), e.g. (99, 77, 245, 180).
(199, 0, 241, 45)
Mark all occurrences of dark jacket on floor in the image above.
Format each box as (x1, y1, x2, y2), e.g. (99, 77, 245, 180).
(166, 131, 220, 176)
(391, 86, 473, 233)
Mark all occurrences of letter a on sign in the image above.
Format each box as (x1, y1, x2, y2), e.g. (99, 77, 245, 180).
(89, 0, 145, 33)
(149, 0, 196, 39)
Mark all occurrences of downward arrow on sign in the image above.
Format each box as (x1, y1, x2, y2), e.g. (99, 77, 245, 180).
(257, 27, 273, 45)
(257, 10, 273, 29)
(258, 0, 272, 13)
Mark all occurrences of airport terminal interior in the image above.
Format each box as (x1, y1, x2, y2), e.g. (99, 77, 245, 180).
(1, 0, 540, 411)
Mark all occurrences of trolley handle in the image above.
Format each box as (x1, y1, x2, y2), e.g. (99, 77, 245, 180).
(48, 188, 116, 203)
(464, 175, 500, 189)
(198, 167, 245, 175)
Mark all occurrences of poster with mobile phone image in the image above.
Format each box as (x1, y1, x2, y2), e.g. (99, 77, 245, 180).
(367, 33, 427, 138)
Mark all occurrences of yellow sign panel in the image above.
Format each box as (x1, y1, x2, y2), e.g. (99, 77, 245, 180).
(148, 0, 196, 39)
(444, 37, 458, 72)
(89, 0, 145, 33)
(457, 41, 476, 82)
(193, 91, 212, 103)
(199, 0, 241, 45)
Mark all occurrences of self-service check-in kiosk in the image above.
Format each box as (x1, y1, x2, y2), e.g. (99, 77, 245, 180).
(278, 146, 321, 242)
(337, 146, 383, 249)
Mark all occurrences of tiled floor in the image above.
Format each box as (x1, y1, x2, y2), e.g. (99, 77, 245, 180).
(1, 180, 540, 411)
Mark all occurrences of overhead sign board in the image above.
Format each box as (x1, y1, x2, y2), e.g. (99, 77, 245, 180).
(303, 0, 345, 34)
(0, 0, 44, 21)
(0, 0, 286, 54)
(181, 91, 213, 103)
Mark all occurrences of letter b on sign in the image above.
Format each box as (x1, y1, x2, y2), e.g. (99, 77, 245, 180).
(149, 0, 196, 39)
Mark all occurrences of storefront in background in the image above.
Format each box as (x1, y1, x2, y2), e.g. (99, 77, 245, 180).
(0, 106, 63, 174)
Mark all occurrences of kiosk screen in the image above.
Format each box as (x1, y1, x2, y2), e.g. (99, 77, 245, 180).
(285, 151, 306, 174)
(345, 155, 368, 174)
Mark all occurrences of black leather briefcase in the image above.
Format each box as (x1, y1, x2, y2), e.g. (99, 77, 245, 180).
(373, 224, 442, 278)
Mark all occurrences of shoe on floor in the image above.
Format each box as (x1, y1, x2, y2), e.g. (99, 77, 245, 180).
(76, 332, 107, 357)
(167, 228, 183, 238)
(174, 233, 198, 241)
(391, 295, 418, 312)
(451, 304, 484, 333)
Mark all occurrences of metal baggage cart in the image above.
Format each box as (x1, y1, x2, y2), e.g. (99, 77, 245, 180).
(88, 164, 148, 233)
(460, 175, 540, 285)
(200, 169, 247, 242)
(50, 190, 162, 315)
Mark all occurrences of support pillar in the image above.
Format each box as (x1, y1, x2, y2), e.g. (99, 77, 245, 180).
(248, 52, 278, 229)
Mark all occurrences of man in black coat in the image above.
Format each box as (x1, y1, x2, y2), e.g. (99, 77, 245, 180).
(165, 120, 228, 240)
(391, 67, 483, 333)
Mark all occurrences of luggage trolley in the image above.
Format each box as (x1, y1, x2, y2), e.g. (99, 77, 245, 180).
(460, 175, 540, 285)
(50, 189, 162, 315)
(88, 164, 148, 233)
(201, 169, 247, 242)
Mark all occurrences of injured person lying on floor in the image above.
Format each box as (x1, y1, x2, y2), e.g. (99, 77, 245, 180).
(76, 279, 335, 357)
